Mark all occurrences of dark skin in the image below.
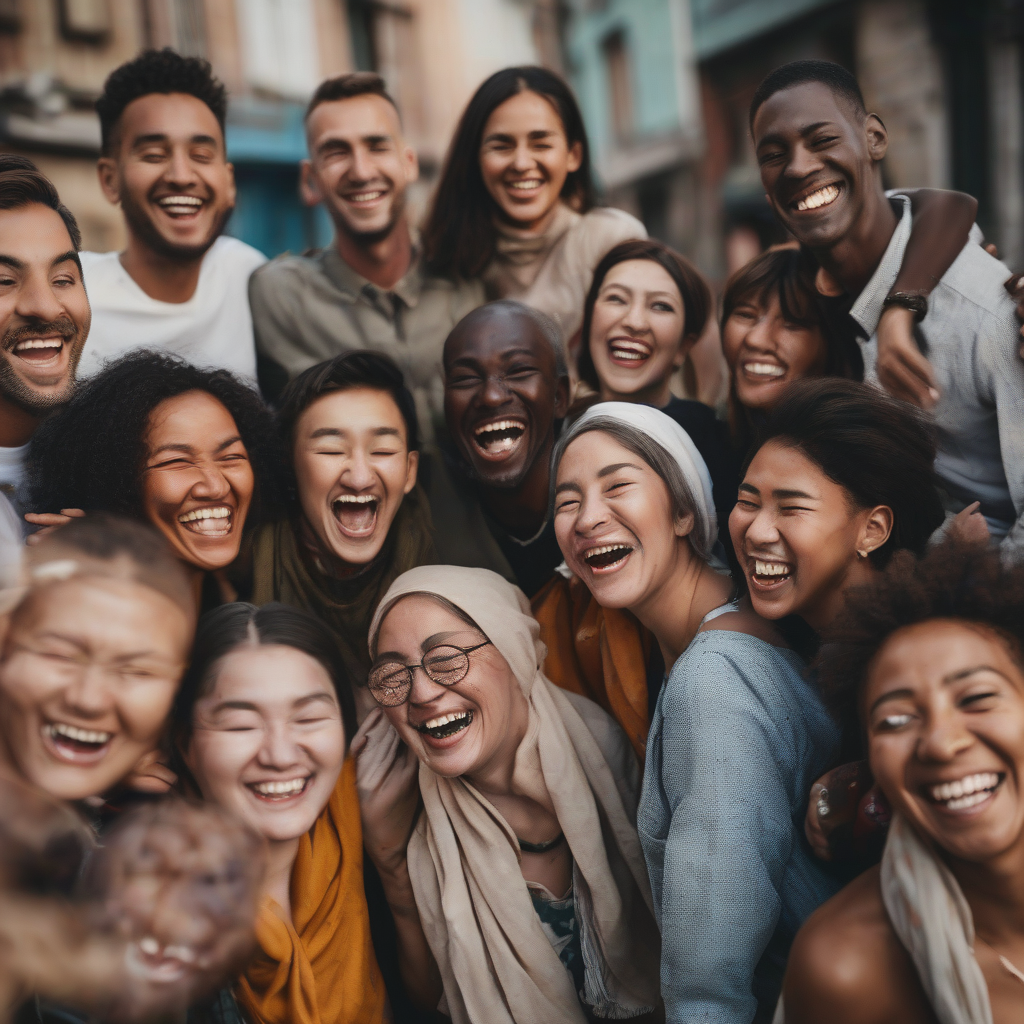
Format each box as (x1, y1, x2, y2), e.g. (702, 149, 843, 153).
(443, 307, 569, 538)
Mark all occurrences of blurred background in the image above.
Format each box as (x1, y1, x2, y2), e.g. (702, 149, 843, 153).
(1, 0, 1021, 283)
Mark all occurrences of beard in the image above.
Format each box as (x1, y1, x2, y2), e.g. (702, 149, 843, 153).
(120, 186, 232, 263)
(329, 185, 406, 247)
(0, 317, 82, 415)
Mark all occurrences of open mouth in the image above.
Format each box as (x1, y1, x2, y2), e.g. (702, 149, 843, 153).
(127, 936, 197, 984)
(608, 338, 652, 366)
(751, 558, 792, 588)
(332, 494, 379, 537)
(418, 710, 472, 740)
(178, 506, 233, 538)
(583, 543, 634, 573)
(792, 183, 841, 213)
(156, 194, 204, 219)
(44, 721, 113, 763)
(505, 179, 544, 196)
(928, 772, 1004, 812)
(247, 776, 311, 802)
(11, 336, 67, 364)
(344, 189, 387, 205)
(741, 361, 786, 380)
(473, 419, 526, 459)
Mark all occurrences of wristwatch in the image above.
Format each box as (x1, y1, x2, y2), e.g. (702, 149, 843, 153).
(882, 291, 928, 322)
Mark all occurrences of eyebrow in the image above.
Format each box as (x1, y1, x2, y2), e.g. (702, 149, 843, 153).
(598, 461, 642, 478)
(131, 133, 218, 148)
(756, 120, 836, 151)
(309, 426, 401, 440)
(421, 629, 481, 651)
(869, 665, 1009, 715)
(33, 632, 159, 662)
(148, 435, 243, 458)
(482, 128, 558, 145)
(736, 482, 816, 500)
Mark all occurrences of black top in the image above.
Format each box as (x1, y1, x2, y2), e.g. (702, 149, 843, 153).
(483, 510, 564, 599)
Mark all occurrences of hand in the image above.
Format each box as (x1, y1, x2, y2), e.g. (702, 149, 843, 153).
(352, 707, 420, 875)
(24, 508, 85, 545)
(876, 305, 939, 409)
(1005, 273, 1024, 360)
(947, 501, 990, 546)
(805, 780, 832, 862)
(124, 749, 177, 794)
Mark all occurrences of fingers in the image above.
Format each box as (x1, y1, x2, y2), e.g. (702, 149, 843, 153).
(805, 782, 832, 862)
(878, 350, 939, 409)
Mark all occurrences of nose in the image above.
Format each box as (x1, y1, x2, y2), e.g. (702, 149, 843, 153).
(511, 142, 534, 173)
(480, 372, 512, 408)
(348, 144, 375, 184)
(917, 705, 974, 764)
(256, 722, 303, 771)
(620, 296, 649, 334)
(16, 271, 64, 324)
(340, 448, 375, 492)
(408, 665, 450, 707)
(574, 490, 609, 536)
(63, 664, 114, 719)
(190, 462, 232, 502)
(786, 141, 825, 181)
(743, 311, 775, 353)
(164, 145, 199, 188)
(742, 505, 782, 548)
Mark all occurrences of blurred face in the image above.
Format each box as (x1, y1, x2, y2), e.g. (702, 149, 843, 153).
(722, 291, 827, 411)
(0, 204, 90, 414)
(479, 89, 582, 231)
(373, 595, 528, 781)
(444, 309, 568, 489)
(589, 259, 688, 407)
(293, 387, 418, 568)
(301, 94, 418, 242)
(865, 620, 1024, 866)
(554, 430, 692, 612)
(142, 391, 254, 572)
(0, 577, 192, 801)
(186, 644, 346, 844)
(98, 93, 235, 262)
(730, 440, 890, 630)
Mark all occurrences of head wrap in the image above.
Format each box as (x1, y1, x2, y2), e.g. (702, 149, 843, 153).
(368, 565, 660, 1024)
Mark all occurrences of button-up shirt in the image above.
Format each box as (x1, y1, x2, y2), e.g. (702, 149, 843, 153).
(853, 195, 1024, 556)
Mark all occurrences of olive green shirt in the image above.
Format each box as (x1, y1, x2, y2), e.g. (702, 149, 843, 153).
(249, 243, 484, 441)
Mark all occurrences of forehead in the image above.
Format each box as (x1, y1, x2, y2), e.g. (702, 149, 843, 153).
(603, 258, 680, 297)
(753, 81, 859, 142)
(378, 594, 476, 646)
(306, 93, 402, 145)
(298, 386, 406, 437)
(484, 89, 565, 136)
(207, 643, 335, 704)
(446, 311, 552, 366)
(744, 439, 829, 488)
(118, 92, 224, 148)
(147, 390, 237, 441)
(559, 428, 641, 478)
(0, 204, 76, 263)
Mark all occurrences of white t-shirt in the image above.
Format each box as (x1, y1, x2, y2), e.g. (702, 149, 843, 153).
(78, 236, 266, 382)
(0, 442, 30, 515)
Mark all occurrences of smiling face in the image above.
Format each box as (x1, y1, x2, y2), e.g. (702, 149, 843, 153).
(0, 576, 191, 801)
(865, 619, 1024, 866)
(186, 644, 345, 844)
(729, 440, 891, 631)
(301, 93, 417, 242)
(722, 291, 827, 412)
(444, 308, 568, 489)
(98, 93, 235, 262)
(0, 203, 90, 415)
(141, 391, 254, 572)
(752, 82, 887, 252)
(478, 89, 582, 232)
(589, 259, 689, 408)
(373, 595, 528, 781)
(554, 429, 693, 613)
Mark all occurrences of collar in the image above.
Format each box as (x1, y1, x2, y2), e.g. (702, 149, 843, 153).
(320, 236, 424, 309)
(849, 194, 912, 337)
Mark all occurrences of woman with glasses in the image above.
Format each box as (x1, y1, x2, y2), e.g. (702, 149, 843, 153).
(354, 563, 661, 1024)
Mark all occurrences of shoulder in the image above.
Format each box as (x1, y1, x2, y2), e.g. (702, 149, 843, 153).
(937, 242, 1017, 319)
(574, 206, 647, 248)
(78, 249, 118, 283)
(210, 236, 268, 274)
(783, 867, 934, 1023)
(248, 249, 324, 303)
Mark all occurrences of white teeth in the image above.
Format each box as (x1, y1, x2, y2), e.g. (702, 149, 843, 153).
(349, 190, 384, 202)
(474, 419, 525, 436)
(48, 723, 112, 745)
(931, 772, 1001, 805)
(178, 506, 231, 523)
(158, 195, 202, 207)
(744, 362, 786, 378)
(754, 560, 790, 577)
(253, 778, 307, 796)
(795, 184, 841, 212)
(334, 494, 377, 504)
(14, 338, 63, 352)
(508, 180, 543, 191)
(139, 936, 160, 956)
(424, 711, 469, 730)
(585, 544, 631, 558)
(610, 340, 650, 361)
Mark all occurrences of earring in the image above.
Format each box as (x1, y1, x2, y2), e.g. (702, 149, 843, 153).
(857, 549, 868, 559)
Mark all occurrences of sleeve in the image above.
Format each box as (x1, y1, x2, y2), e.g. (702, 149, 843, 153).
(248, 262, 304, 375)
(655, 646, 797, 1024)
(989, 329, 1024, 559)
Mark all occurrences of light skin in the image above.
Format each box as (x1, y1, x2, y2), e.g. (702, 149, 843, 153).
(721, 292, 827, 412)
(292, 387, 418, 572)
(784, 620, 1024, 1023)
(0, 576, 191, 802)
(0, 204, 91, 446)
(729, 440, 892, 632)
(589, 259, 693, 409)
(301, 93, 418, 290)
(479, 89, 582, 234)
(185, 644, 345, 919)
(97, 92, 236, 304)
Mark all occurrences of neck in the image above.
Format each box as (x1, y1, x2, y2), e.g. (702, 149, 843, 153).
(120, 232, 206, 303)
(631, 543, 733, 666)
(799, 556, 879, 635)
(813, 190, 900, 296)
(0, 398, 41, 448)
(601, 379, 674, 410)
(263, 835, 301, 919)
(479, 442, 552, 538)
(465, 693, 547, 806)
(499, 199, 564, 237)
(949, 842, 1024, 949)
(335, 218, 412, 291)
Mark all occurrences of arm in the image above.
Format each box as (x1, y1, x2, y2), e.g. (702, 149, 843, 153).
(877, 189, 977, 408)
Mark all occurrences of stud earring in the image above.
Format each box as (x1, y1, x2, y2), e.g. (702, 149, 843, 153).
(857, 549, 868, 559)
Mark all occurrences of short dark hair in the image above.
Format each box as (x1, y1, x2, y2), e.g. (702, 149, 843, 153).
(96, 48, 228, 155)
(576, 238, 711, 395)
(277, 350, 420, 452)
(305, 72, 400, 122)
(0, 155, 81, 251)
(818, 544, 1024, 739)
(750, 378, 944, 568)
(749, 59, 866, 130)
(422, 66, 596, 279)
(27, 350, 286, 525)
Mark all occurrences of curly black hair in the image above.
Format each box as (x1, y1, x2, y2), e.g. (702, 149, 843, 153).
(27, 351, 286, 526)
(96, 48, 228, 154)
(818, 543, 1024, 738)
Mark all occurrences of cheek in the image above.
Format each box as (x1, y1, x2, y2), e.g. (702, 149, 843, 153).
(228, 464, 255, 504)
(780, 332, 826, 376)
(190, 733, 251, 796)
(142, 475, 183, 519)
(119, 683, 177, 741)
(721, 322, 743, 366)
(309, 725, 347, 771)
(867, 734, 914, 801)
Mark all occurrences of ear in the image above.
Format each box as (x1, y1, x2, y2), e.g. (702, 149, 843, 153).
(865, 113, 888, 164)
(553, 374, 571, 419)
(403, 143, 420, 185)
(814, 266, 844, 297)
(225, 161, 237, 210)
(566, 140, 583, 175)
(96, 157, 121, 206)
(673, 509, 695, 539)
(673, 330, 699, 369)
(299, 159, 323, 207)
(403, 449, 420, 494)
(858, 504, 893, 558)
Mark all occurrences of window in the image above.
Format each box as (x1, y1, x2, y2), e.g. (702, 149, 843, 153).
(58, 0, 111, 41)
(603, 29, 633, 144)
(235, 0, 319, 99)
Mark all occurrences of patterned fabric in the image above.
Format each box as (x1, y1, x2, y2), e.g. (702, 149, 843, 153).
(527, 880, 586, 998)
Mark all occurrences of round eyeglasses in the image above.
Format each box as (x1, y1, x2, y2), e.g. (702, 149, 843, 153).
(368, 640, 492, 707)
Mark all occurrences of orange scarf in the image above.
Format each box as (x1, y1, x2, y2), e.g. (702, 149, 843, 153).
(235, 758, 388, 1024)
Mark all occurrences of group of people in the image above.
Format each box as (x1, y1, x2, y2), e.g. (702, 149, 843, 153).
(1, 42, 1023, 1024)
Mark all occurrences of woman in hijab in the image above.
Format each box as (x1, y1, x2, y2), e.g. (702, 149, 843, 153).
(356, 563, 661, 1023)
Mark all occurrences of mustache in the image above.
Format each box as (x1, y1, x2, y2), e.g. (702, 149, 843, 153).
(2, 317, 77, 351)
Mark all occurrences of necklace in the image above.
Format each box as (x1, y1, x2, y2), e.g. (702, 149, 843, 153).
(977, 934, 1024, 987)
(516, 831, 565, 855)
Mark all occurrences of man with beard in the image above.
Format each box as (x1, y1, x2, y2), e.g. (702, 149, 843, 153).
(79, 49, 264, 381)
(0, 156, 90, 513)
(250, 73, 483, 438)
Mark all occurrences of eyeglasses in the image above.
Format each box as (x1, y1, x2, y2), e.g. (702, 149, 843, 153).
(368, 641, 492, 707)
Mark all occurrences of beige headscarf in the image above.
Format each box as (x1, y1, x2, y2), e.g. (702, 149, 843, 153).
(368, 565, 661, 1023)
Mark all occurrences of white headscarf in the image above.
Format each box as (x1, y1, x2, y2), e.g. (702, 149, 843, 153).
(554, 401, 719, 562)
